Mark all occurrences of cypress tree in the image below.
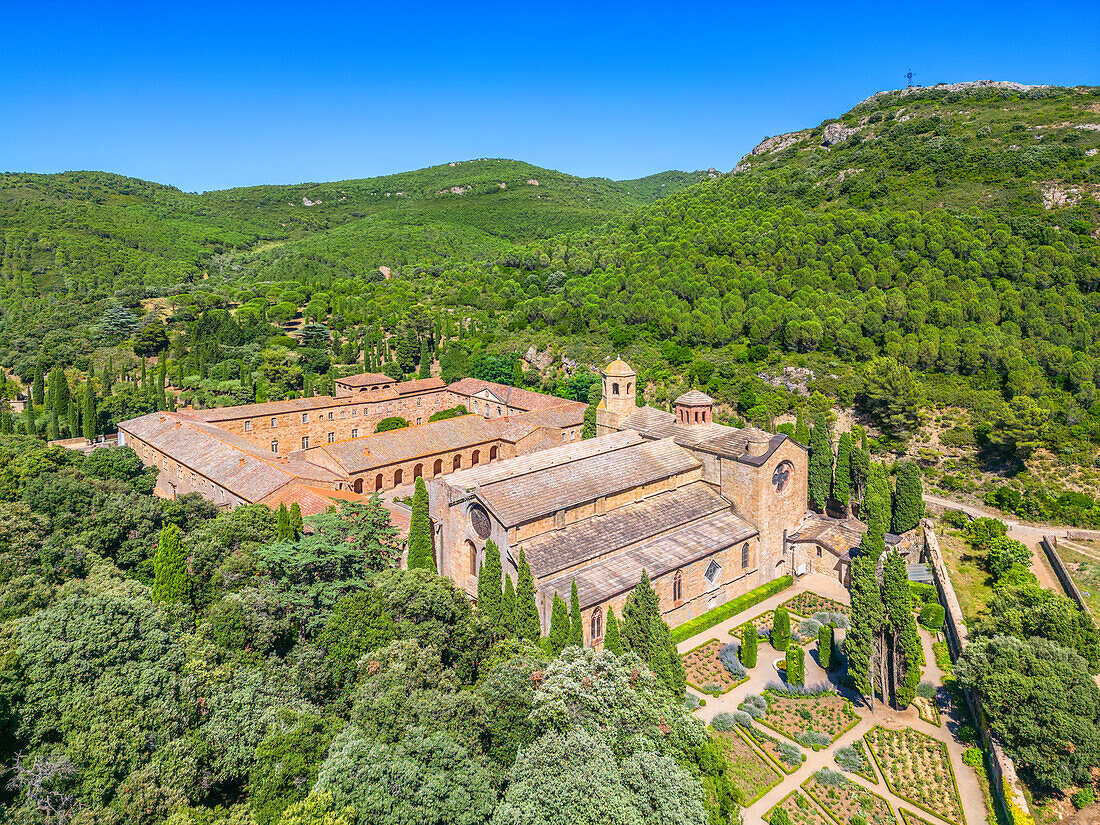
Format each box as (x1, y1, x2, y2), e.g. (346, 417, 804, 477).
(808, 415, 833, 510)
(771, 607, 791, 651)
(621, 570, 685, 696)
(501, 575, 516, 635)
(67, 396, 79, 439)
(604, 607, 622, 654)
(862, 463, 892, 546)
(46, 407, 59, 441)
(151, 523, 188, 603)
(794, 411, 810, 446)
(276, 503, 293, 541)
(0, 398, 11, 434)
(549, 593, 570, 653)
(406, 477, 435, 571)
(515, 548, 540, 641)
(417, 343, 430, 379)
(883, 551, 924, 708)
(24, 403, 35, 439)
(847, 547, 887, 706)
(818, 624, 834, 671)
(892, 461, 923, 533)
(477, 538, 503, 628)
(834, 431, 852, 513)
(32, 361, 44, 409)
(582, 404, 596, 439)
(82, 379, 97, 440)
(741, 624, 758, 668)
(569, 579, 583, 647)
(289, 502, 303, 538)
(157, 357, 167, 411)
(785, 644, 805, 687)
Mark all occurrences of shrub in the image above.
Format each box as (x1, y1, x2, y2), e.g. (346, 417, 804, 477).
(834, 745, 865, 773)
(798, 731, 832, 749)
(818, 624, 835, 671)
(741, 624, 758, 668)
(739, 694, 768, 718)
(1071, 788, 1096, 809)
(909, 581, 937, 606)
(670, 576, 793, 643)
(786, 644, 805, 687)
(374, 416, 409, 433)
(943, 508, 970, 529)
(718, 642, 746, 679)
(814, 768, 846, 787)
(684, 694, 701, 711)
(779, 742, 803, 766)
(962, 748, 984, 768)
(710, 712, 737, 732)
(933, 641, 952, 672)
(850, 816, 868, 825)
(772, 607, 791, 651)
(812, 610, 849, 630)
(770, 808, 792, 825)
(916, 681, 937, 700)
(967, 517, 1007, 552)
(798, 618, 823, 641)
(958, 724, 977, 745)
(919, 602, 946, 631)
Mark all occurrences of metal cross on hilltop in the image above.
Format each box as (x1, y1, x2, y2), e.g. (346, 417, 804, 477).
(905, 69, 916, 87)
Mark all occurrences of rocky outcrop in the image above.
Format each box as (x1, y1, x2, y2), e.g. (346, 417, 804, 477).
(856, 80, 1053, 109)
(750, 131, 807, 156)
(822, 122, 859, 147)
(1040, 181, 1100, 209)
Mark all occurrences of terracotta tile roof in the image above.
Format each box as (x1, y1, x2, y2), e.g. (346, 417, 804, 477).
(454, 435, 702, 527)
(542, 509, 759, 610)
(447, 378, 583, 413)
(121, 412, 339, 502)
(310, 414, 501, 473)
(521, 481, 735, 578)
(394, 377, 447, 395)
(183, 392, 396, 422)
(334, 372, 395, 388)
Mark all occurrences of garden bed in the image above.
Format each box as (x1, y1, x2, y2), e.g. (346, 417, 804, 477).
(682, 638, 745, 694)
(729, 611, 772, 640)
(746, 724, 805, 774)
(864, 726, 963, 824)
(913, 695, 941, 727)
(757, 689, 859, 748)
(834, 740, 878, 785)
(713, 730, 781, 804)
(782, 591, 849, 617)
(768, 790, 833, 825)
(899, 810, 938, 825)
(802, 769, 897, 825)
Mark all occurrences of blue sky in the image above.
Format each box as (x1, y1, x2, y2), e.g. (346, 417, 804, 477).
(3, 1, 1098, 192)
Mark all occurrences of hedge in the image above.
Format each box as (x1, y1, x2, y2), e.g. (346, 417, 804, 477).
(918, 602, 945, 631)
(670, 575, 794, 644)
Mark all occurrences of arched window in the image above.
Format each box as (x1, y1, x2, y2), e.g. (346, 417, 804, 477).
(626, 382, 632, 394)
(466, 540, 478, 576)
(353, 477, 363, 494)
(673, 570, 683, 602)
(375, 473, 383, 491)
(591, 607, 603, 641)
(489, 445, 498, 461)
(414, 463, 423, 479)
(453, 454, 462, 471)
(741, 543, 750, 569)
(394, 468, 403, 485)
(471, 450, 480, 465)
(612, 382, 620, 396)
(433, 458, 443, 475)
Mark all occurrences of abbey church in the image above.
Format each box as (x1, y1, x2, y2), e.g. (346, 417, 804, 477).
(430, 360, 860, 646)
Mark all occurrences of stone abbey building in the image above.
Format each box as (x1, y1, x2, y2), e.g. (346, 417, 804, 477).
(430, 359, 860, 645)
(119, 374, 586, 513)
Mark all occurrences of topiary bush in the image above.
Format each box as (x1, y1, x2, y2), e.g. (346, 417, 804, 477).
(786, 644, 805, 687)
(772, 607, 791, 651)
(818, 624, 835, 671)
(741, 623, 758, 668)
(962, 747, 983, 768)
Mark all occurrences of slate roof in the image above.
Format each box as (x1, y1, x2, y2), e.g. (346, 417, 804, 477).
(789, 515, 866, 561)
(675, 389, 714, 406)
(312, 414, 501, 473)
(521, 481, 733, 578)
(447, 378, 584, 413)
(542, 509, 758, 609)
(121, 412, 339, 502)
(462, 436, 702, 527)
(620, 406, 799, 466)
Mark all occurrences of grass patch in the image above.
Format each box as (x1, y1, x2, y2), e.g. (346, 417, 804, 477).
(935, 520, 994, 625)
(670, 575, 792, 644)
(1053, 540, 1100, 618)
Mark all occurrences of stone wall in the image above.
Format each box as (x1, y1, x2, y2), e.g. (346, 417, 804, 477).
(346, 439, 509, 494)
(123, 429, 248, 509)
(1040, 535, 1094, 619)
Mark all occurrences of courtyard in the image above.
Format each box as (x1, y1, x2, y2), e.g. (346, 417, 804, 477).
(677, 573, 987, 825)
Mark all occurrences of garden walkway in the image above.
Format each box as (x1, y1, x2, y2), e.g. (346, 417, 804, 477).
(676, 572, 989, 825)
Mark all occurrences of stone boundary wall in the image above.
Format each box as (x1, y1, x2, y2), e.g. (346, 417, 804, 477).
(1041, 535, 1095, 619)
(922, 522, 1033, 825)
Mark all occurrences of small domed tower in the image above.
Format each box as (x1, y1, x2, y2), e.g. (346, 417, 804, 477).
(596, 358, 636, 435)
(674, 389, 714, 426)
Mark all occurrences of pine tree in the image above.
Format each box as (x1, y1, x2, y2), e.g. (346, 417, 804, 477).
(276, 503, 293, 541)
(406, 477, 435, 571)
(289, 502, 303, 538)
(785, 644, 805, 687)
(82, 379, 97, 440)
(794, 411, 810, 446)
(818, 624, 834, 671)
(549, 593, 570, 653)
(808, 415, 833, 511)
(151, 523, 189, 603)
(604, 607, 622, 654)
(741, 623, 758, 668)
(569, 579, 583, 647)
(515, 549, 540, 641)
(501, 575, 516, 635)
(892, 461, 923, 533)
(771, 607, 791, 651)
(477, 539, 503, 629)
(834, 431, 852, 513)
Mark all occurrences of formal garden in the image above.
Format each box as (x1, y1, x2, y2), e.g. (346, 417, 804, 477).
(782, 591, 850, 618)
(900, 810, 940, 825)
(753, 689, 859, 749)
(802, 768, 897, 825)
(730, 611, 773, 640)
(712, 729, 782, 804)
(865, 726, 964, 824)
(834, 741, 879, 785)
(768, 790, 833, 825)
(683, 638, 747, 694)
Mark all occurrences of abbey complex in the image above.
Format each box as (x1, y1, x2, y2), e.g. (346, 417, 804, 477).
(120, 358, 863, 642)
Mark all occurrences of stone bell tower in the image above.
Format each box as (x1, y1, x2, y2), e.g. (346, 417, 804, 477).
(596, 358, 636, 435)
